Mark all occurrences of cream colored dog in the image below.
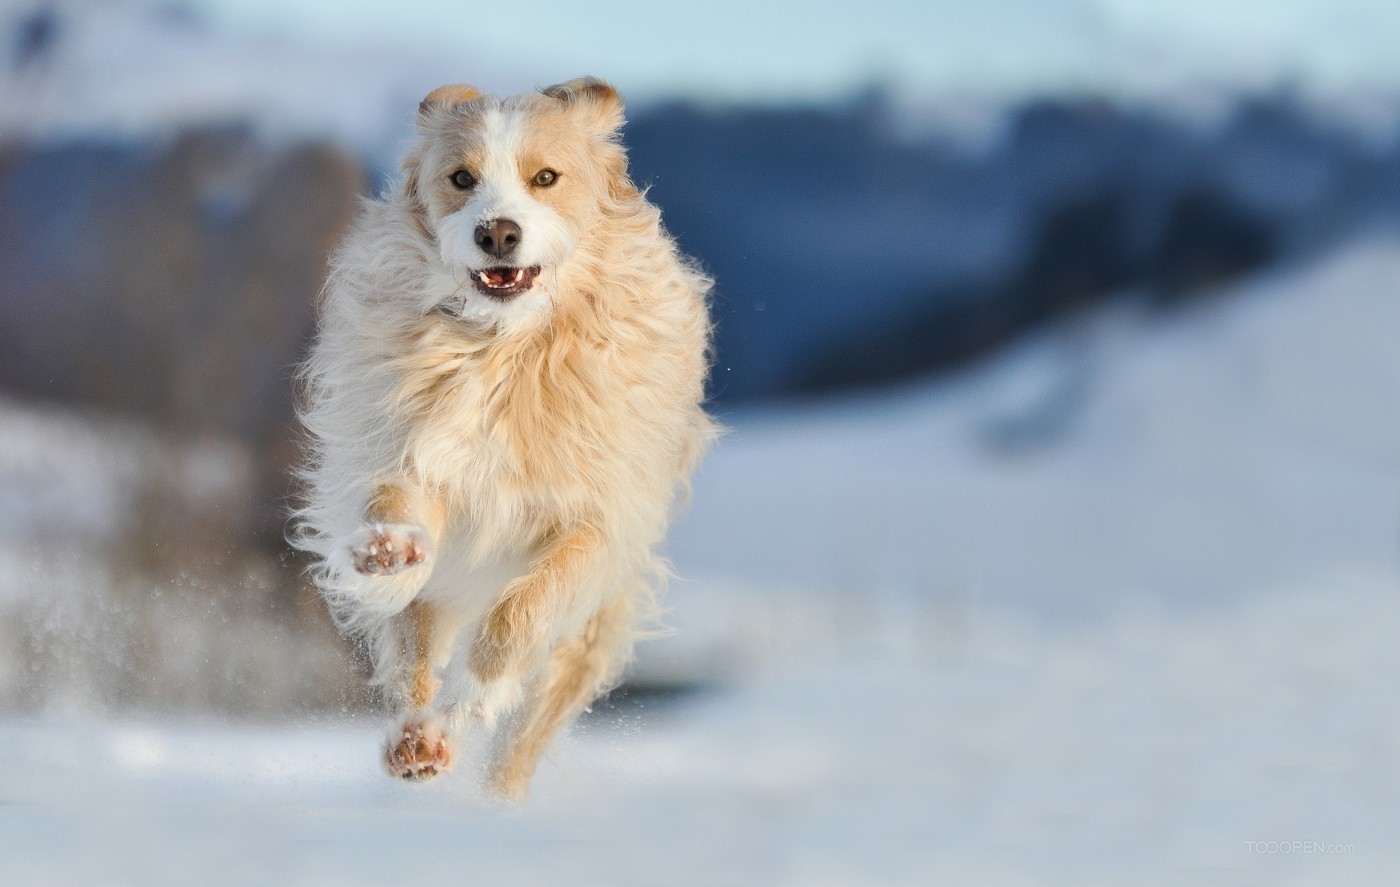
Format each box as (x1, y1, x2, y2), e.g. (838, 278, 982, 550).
(293, 78, 715, 800)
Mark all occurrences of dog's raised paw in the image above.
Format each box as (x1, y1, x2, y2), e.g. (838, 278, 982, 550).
(349, 523, 429, 576)
(384, 719, 452, 781)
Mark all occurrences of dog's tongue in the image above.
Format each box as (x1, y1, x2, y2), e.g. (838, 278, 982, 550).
(483, 268, 519, 287)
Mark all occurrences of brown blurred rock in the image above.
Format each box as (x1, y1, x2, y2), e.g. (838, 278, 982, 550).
(0, 127, 365, 542)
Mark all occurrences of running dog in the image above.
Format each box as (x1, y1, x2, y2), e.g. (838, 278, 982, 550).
(293, 77, 715, 800)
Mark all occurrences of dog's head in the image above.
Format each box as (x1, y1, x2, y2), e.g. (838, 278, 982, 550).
(404, 77, 628, 328)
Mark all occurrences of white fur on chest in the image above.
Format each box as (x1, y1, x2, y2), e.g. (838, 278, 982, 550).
(419, 530, 529, 626)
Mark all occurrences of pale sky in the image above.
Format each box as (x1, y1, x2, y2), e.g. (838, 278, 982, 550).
(183, 0, 1400, 102)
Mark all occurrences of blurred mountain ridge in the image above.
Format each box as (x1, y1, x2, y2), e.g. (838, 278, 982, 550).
(624, 91, 1400, 398)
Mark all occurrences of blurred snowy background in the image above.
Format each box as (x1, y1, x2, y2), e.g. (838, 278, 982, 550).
(1, 0, 1398, 883)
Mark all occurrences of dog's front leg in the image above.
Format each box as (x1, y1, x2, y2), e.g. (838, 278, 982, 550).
(328, 481, 447, 621)
(351, 483, 454, 781)
(441, 522, 605, 729)
(384, 599, 455, 781)
(347, 482, 445, 577)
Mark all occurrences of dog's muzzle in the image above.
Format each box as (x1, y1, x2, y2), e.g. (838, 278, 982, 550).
(473, 266, 541, 300)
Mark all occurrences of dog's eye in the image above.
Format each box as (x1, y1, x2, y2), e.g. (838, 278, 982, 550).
(450, 169, 476, 190)
(532, 168, 559, 187)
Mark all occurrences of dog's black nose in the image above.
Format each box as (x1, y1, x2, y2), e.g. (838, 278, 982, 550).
(474, 218, 522, 259)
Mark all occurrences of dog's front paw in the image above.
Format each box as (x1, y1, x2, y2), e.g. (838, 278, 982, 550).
(349, 523, 430, 576)
(384, 716, 452, 781)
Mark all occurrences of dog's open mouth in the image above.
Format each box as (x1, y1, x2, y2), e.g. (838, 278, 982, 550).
(473, 266, 541, 300)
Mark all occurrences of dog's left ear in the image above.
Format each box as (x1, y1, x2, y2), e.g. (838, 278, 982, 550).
(542, 77, 624, 135)
(417, 83, 481, 131)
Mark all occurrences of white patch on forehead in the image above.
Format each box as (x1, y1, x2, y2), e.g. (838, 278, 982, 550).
(478, 103, 529, 181)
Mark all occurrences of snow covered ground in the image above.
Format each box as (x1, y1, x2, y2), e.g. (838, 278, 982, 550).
(2, 236, 1398, 883)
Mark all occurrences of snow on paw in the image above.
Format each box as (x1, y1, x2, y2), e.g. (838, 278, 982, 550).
(438, 668, 525, 734)
(384, 717, 452, 782)
(485, 759, 532, 804)
(349, 523, 430, 577)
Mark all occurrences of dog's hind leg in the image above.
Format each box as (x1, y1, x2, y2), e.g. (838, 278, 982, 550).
(384, 599, 454, 781)
(448, 521, 605, 728)
(484, 591, 636, 801)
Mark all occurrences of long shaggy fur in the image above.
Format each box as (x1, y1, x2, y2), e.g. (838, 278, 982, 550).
(291, 78, 715, 799)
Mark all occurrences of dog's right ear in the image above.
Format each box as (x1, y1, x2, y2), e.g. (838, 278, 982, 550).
(416, 83, 481, 130)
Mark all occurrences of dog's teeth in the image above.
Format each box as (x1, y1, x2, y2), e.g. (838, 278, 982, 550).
(511, 269, 523, 284)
